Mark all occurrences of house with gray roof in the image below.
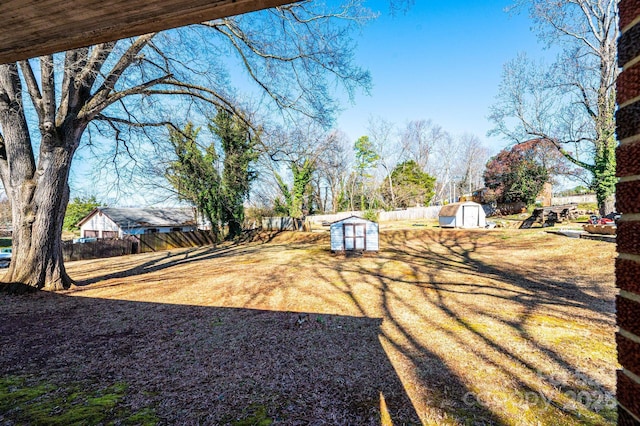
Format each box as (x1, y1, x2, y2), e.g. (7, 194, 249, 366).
(77, 207, 197, 239)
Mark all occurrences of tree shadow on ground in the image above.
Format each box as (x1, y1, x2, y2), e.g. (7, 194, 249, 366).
(5, 228, 616, 425)
(303, 229, 616, 424)
(0, 293, 419, 424)
(71, 232, 284, 288)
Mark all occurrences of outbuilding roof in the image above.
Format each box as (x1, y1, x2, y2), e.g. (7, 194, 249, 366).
(78, 207, 196, 228)
(438, 201, 482, 217)
(439, 203, 463, 217)
(329, 215, 376, 225)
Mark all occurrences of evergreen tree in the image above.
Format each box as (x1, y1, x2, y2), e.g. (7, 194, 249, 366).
(353, 136, 379, 210)
(167, 113, 258, 240)
(384, 160, 435, 208)
(209, 111, 258, 238)
(166, 123, 222, 240)
(275, 159, 315, 219)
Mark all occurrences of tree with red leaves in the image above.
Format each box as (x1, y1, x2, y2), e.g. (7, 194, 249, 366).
(483, 143, 549, 206)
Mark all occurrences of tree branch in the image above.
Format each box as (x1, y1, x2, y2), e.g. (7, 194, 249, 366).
(17, 60, 44, 124)
(88, 34, 156, 113)
(77, 42, 116, 90)
(93, 113, 177, 129)
(40, 55, 56, 127)
(58, 48, 93, 126)
(80, 73, 172, 120)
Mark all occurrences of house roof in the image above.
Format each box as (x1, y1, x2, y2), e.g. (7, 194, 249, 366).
(79, 207, 196, 229)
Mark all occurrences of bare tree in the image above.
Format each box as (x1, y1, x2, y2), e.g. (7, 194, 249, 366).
(314, 130, 352, 213)
(0, 1, 373, 290)
(431, 132, 459, 203)
(490, 0, 618, 214)
(454, 133, 490, 197)
(399, 119, 448, 173)
(367, 116, 399, 209)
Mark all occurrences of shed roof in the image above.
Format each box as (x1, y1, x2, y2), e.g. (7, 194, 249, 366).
(438, 201, 482, 217)
(330, 215, 377, 225)
(79, 207, 196, 228)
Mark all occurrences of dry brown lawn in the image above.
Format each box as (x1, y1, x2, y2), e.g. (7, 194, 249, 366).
(0, 228, 618, 425)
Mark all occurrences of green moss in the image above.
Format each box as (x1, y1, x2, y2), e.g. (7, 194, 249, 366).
(0, 375, 157, 425)
(125, 407, 160, 425)
(232, 404, 273, 426)
(0, 375, 55, 414)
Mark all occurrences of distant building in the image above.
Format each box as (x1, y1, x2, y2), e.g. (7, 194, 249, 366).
(330, 216, 379, 252)
(77, 207, 197, 239)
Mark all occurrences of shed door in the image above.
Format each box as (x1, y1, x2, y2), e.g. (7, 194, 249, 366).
(462, 206, 479, 227)
(344, 224, 366, 250)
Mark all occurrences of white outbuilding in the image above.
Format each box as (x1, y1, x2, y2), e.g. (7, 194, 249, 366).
(438, 201, 487, 229)
(330, 216, 379, 252)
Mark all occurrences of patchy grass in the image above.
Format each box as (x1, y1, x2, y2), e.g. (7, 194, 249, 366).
(0, 228, 617, 425)
(577, 203, 598, 212)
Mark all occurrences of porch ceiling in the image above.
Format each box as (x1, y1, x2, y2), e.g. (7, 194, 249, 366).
(0, 0, 294, 64)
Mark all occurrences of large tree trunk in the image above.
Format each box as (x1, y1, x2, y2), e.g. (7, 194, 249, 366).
(0, 63, 77, 291)
(2, 130, 76, 291)
(3, 145, 74, 291)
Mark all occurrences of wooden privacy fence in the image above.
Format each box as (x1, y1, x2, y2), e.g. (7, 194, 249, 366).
(262, 217, 304, 231)
(137, 230, 216, 253)
(62, 238, 136, 262)
(62, 230, 216, 262)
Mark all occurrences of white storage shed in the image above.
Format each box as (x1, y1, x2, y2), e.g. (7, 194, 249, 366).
(330, 216, 379, 252)
(438, 201, 487, 229)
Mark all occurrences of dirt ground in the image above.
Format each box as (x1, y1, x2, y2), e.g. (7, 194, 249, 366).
(0, 228, 618, 425)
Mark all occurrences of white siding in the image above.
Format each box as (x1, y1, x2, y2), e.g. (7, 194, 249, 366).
(123, 226, 197, 235)
(364, 221, 379, 251)
(439, 216, 457, 228)
(330, 222, 344, 251)
(330, 216, 379, 252)
(461, 205, 479, 228)
(80, 213, 120, 238)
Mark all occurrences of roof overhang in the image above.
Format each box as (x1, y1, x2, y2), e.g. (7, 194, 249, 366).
(0, 0, 296, 65)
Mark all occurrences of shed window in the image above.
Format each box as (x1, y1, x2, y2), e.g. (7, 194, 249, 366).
(344, 223, 366, 251)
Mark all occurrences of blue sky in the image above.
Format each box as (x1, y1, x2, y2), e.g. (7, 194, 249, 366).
(335, 0, 548, 154)
(69, 1, 555, 203)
